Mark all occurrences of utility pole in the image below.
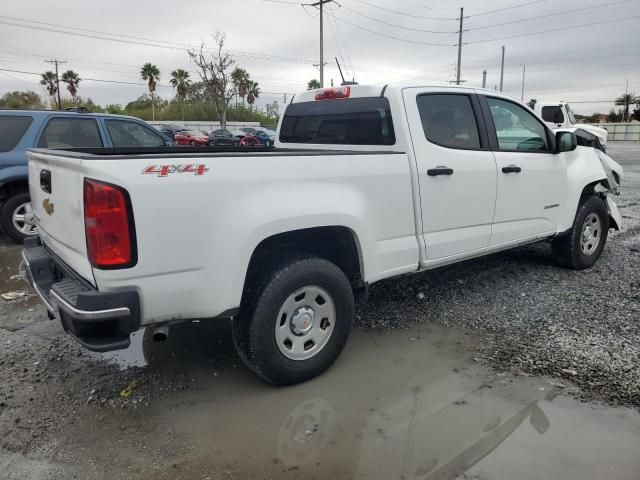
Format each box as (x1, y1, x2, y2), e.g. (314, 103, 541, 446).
(499, 46, 505, 92)
(521, 65, 526, 101)
(482, 70, 487, 89)
(624, 78, 629, 122)
(310, 0, 334, 87)
(456, 7, 464, 85)
(45, 59, 67, 110)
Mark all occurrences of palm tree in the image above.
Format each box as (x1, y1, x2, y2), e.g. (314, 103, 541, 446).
(615, 92, 637, 122)
(246, 80, 260, 111)
(307, 79, 321, 90)
(231, 68, 249, 107)
(140, 63, 161, 120)
(61, 70, 81, 101)
(40, 71, 58, 109)
(170, 69, 191, 120)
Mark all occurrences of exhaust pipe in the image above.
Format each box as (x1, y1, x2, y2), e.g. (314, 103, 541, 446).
(151, 324, 169, 342)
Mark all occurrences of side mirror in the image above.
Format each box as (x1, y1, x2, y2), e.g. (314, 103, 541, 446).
(556, 131, 577, 153)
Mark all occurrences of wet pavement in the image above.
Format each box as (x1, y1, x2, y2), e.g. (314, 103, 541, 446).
(1, 144, 639, 479)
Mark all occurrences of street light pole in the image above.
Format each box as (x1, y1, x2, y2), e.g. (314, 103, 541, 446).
(521, 65, 526, 101)
(499, 46, 505, 92)
(456, 8, 464, 85)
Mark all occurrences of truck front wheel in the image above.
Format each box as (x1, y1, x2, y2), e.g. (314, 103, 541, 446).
(233, 255, 354, 385)
(552, 195, 609, 270)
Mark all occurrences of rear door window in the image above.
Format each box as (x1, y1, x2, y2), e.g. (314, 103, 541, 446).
(0, 115, 34, 152)
(416, 94, 481, 149)
(541, 106, 564, 124)
(279, 97, 395, 145)
(38, 117, 103, 148)
(105, 120, 166, 147)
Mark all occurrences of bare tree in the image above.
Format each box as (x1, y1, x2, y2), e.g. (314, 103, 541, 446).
(189, 32, 235, 129)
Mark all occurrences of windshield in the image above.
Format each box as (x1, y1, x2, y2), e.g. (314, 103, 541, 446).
(279, 97, 396, 145)
(565, 103, 577, 124)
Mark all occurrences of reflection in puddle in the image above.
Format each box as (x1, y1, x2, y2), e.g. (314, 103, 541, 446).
(278, 397, 335, 466)
(83, 320, 640, 480)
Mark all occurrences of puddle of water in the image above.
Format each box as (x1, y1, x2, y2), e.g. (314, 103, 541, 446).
(86, 321, 640, 480)
(0, 244, 43, 330)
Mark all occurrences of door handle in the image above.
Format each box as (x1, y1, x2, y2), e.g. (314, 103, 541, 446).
(427, 166, 454, 176)
(502, 165, 522, 174)
(40, 169, 52, 193)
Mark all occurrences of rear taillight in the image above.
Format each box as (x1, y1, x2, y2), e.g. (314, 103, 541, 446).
(84, 178, 136, 269)
(315, 86, 351, 101)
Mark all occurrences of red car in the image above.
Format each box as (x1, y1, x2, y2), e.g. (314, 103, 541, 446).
(174, 130, 209, 146)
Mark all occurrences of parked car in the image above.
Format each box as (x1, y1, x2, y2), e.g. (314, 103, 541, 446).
(209, 129, 240, 147)
(23, 84, 622, 386)
(241, 131, 274, 147)
(532, 102, 608, 150)
(0, 110, 174, 242)
(153, 124, 187, 141)
(174, 130, 209, 146)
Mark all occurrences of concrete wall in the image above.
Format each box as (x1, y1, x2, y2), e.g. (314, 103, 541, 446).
(598, 123, 640, 142)
(149, 120, 262, 132)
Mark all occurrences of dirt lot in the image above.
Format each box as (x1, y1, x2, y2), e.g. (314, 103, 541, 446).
(0, 142, 639, 480)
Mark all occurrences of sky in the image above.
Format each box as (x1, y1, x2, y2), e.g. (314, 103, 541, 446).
(0, 0, 638, 115)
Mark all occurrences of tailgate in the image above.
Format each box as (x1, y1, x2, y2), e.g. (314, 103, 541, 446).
(28, 150, 95, 285)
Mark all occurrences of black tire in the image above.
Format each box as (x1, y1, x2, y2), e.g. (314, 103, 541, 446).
(232, 255, 354, 385)
(1, 192, 36, 243)
(552, 195, 609, 270)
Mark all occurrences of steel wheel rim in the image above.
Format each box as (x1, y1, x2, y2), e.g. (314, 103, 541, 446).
(275, 285, 336, 361)
(12, 202, 38, 235)
(580, 212, 602, 256)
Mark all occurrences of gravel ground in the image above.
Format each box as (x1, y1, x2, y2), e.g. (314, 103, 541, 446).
(0, 142, 638, 469)
(359, 142, 640, 407)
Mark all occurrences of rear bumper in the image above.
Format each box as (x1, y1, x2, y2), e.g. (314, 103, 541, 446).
(22, 236, 141, 352)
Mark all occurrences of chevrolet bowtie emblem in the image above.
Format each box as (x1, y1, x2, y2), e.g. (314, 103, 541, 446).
(42, 198, 54, 215)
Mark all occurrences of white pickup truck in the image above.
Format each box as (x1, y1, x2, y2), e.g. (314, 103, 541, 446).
(23, 84, 623, 384)
(532, 101, 609, 150)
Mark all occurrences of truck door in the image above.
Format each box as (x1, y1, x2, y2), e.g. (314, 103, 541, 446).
(402, 88, 497, 261)
(479, 95, 565, 245)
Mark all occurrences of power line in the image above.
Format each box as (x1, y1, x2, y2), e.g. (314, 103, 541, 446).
(331, 15, 456, 46)
(0, 16, 406, 76)
(460, 42, 640, 68)
(467, 0, 631, 31)
(466, 0, 547, 18)
(466, 14, 640, 44)
(345, 0, 458, 20)
(337, 4, 458, 33)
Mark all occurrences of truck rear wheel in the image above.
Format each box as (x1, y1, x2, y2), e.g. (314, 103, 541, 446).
(233, 255, 354, 385)
(552, 195, 609, 270)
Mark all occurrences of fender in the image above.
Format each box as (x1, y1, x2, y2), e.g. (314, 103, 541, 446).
(557, 146, 623, 233)
(230, 183, 373, 309)
(0, 165, 29, 189)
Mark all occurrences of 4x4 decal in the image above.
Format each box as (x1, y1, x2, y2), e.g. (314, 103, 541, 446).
(142, 164, 209, 177)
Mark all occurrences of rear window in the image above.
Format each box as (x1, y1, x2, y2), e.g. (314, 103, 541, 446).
(37, 117, 103, 148)
(279, 97, 395, 145)
(105, 119, 166, 147)
(0, 115, 33, 152)
(541, 106, 564, 123)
